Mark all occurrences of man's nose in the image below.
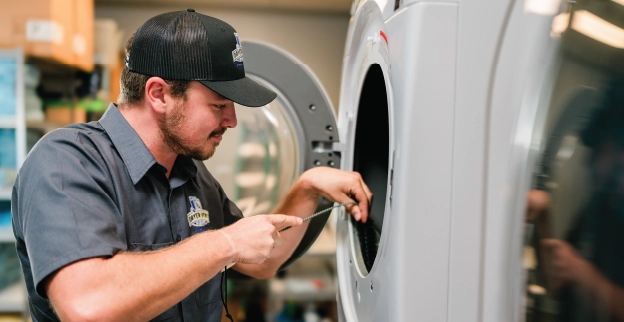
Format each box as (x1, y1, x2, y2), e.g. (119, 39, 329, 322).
(221, 102, 238, 128)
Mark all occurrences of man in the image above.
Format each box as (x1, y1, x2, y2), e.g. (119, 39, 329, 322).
(12, 9, 372, 322)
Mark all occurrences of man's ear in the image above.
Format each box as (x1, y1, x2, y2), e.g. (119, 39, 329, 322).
(145, 77, 171, 114)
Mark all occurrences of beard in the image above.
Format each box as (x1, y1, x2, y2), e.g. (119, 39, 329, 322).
(158, 102, 225, 160)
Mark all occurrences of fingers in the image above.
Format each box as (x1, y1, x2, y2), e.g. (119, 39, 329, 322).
(348, 172, 373, 223)
(265, 214, 303, 229)
(358, 174, 374, 203)
(224, 215, 299, 264)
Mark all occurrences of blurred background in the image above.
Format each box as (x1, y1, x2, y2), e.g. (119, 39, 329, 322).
(2, 0, 624, 321)
(0, 0, 353, 321)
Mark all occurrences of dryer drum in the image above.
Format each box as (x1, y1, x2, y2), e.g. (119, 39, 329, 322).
(352, 64, 390, 274)
(355, 218, 378, 272)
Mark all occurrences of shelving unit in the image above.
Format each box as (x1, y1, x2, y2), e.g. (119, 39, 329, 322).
(0, 283, 25, 313)
(0, 49, 26, 168)
(0, 118, 16, 129)
(266, 255, 339, 321)
(0, 48, 27, 320)
(0, 188, 10, 201)
(26, 120, 66, 133)
(0, 228, 14, 243)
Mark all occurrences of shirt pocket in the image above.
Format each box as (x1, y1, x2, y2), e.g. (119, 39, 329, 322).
(195, 272, 222, 307)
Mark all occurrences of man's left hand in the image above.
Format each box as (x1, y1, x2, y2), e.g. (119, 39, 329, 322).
(299, 167, 373, 222)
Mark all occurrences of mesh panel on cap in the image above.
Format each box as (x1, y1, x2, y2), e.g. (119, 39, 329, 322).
(130, 11, 212, 80)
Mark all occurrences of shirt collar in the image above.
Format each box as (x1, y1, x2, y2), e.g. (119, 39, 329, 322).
(171, 155, 199, 189)
(99, 103, 197, 185)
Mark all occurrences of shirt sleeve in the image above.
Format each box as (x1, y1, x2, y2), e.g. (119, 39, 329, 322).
(13, 129, 126, 297)
(217, 180, 243, 226)
(194, 160, 244, 227)
(223, 197, 244, 226)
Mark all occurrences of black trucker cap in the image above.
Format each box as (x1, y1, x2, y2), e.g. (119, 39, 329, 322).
(127, 9, 276, 107)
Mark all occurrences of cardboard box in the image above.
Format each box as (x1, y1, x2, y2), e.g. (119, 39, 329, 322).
(109, 52, 123, 103)
(45, 106, 86, 125)
(0, 0, 74, 66)
(0, 0, 94, 72)
(73, 0, 93, 71)
(94, 19, 123, 67)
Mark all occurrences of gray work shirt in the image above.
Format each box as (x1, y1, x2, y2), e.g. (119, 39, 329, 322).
(12, 104, 243, 322)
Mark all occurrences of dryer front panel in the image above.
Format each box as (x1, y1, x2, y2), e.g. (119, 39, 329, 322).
(336, 1, 459, 321)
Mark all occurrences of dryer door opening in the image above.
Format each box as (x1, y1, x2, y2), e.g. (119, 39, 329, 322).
(350, 64, 390, 275)
(335, 2, 394, 320)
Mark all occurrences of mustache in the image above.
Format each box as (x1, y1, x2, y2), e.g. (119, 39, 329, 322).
(210, 128, 227, 137)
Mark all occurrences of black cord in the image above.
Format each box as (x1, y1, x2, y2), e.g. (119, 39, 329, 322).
(221, 266, 234, 322)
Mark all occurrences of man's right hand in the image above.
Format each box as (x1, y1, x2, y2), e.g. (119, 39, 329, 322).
(218, 215, 302, 264)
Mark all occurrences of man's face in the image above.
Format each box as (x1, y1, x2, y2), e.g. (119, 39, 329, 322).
(159, 81, 237, 160)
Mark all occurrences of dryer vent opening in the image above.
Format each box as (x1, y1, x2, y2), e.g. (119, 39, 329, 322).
(351, 64, 390, 274)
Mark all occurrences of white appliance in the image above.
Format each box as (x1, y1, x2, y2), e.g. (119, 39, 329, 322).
(333, 0, 561, 320)
(207, 0, 623, 320)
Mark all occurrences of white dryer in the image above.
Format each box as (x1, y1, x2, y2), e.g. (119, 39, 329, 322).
(334, 0, 564, 321)
(205, 0, 623, 320)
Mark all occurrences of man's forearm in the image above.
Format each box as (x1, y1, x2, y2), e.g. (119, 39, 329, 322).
(234, 177, 319, 278)
(47, 230, 234, 322)
(232, 167, 371, 279)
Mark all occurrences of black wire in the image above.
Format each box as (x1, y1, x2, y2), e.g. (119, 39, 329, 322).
(221, 266, 234, 322)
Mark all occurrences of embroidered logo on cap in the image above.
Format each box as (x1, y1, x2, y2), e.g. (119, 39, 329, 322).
(232, 33, 244, 64)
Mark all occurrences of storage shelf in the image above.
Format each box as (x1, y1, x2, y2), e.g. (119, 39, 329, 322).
(0, 117, 16, 129)
(0, 282, 25, 312)
(269, 278, 336, 301)
(0, 188, 11, 201)
(26, 120, 65, 133)
(0, 228, 15, 243)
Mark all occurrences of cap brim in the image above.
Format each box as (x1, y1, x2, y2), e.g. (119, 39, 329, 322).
(199, 77, 277, 107)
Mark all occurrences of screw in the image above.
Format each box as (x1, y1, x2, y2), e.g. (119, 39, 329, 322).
(314, 160, 321, 166)
(309, 105, 316, 111)
(326, 125, 333, 131)
(328, 161, 335, 167)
